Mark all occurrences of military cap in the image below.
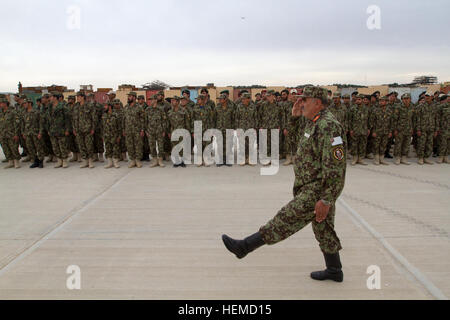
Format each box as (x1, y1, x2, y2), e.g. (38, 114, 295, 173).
(182, 89, 190, 95)
(439, 94, 448, 101)
(220, 90, 230, 95)
(68, 95, 76, 100)
(87, 92, 95, 97)
(373, 91, 380, 95)
(266, 90, 275, 95)
(50, 91, 60, 97)
(342, 94, 350, 99)
(386, 92, 393, 96)
(112, 99, 121, 104)
(424, 92, 431, 97)
(180, 95, 188, 100)
(137, 95, 145, 100)
(240, 89, 249, 94)
(217, 94, 227, 100)
(290, 89, 298, 94)
(434, 90, 441, 95)
(332, 92, 341, 98)
(150, 94, 158, 99)
(351, 91, 359, 95)
(241, 93, 251, 99)
(171, 96, 181, 101)
(379, 96, 389, 101)
(200, 88, 209, 94)
(19, 94, 27, 99)
(274, 92, 281, 97)
(356, 94, 365, 99)
(156, 90, 165, 96)
(76, 91, 85, 97)
(401, 93, 411, 99)
(42, 93, 50, 98)
(127, 91, 137, 97)
(301, 86, 328, 100)
(165, 98, 172, 103)
(196, 95, 205, 100)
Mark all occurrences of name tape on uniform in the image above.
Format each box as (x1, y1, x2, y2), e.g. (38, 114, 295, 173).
(331, 136, 343, 146)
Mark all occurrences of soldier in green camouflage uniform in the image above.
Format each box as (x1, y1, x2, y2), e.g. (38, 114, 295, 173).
(0, 98, 21, 168)
(279, 90, 295, 165)
(223, 87, 346, 283)
(22, 99, 45, 168)
(235, 93, 257, 166)
(167, 96, 190, 167)
(146, 94, 167, 168)
(73, 91, 96, 168)
(342, 94, 352, 153)
(137, 95, 150, 162)
(215, 94, 235, 166)
(369, 96, 393, 165)
(393, 93, 414, 165)
(14, 94, 30, 161)
(47, 93, 71, 168)
(39, 94, 56, 163)
(416, 94, 438, 165)
(87, 93, 105, 162)
(154, 91, 172, 161)
(259, 90, 281, 160)
(123, 92, 145, 168)
(349, 94, 369, 165)
(363, 95, 375, 159)
(102, 100, 122, 169)
(192, 95, 214, 166)
(66, 96, 80, 162)
(436, 94, 449, 163)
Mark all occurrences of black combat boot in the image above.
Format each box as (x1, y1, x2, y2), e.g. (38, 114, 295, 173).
(180, 161, 186, 168)
(38, 160, 44, 168)
(310, 252, 343, 282)
(30, 159, 39, 168)
(222, 232, 265, 259)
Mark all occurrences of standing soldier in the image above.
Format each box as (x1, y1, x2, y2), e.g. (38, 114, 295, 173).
(222, 87, 347, 283)
(215, 94, 235, 166)
(384, 92, 397, 159)
(155, 91, 172, 161)
(66, 95, 80, 163)
(363, 95, 375, 159)
(87, 93, 105, 162)
(14, 94, 29, 161)
(369, 96, 393, 165)
(280, 89, 294, 165)
(146, 94, 167, 168)
(416, 93, 438, 165)
(22, 99, 45, 168)
(436, 94, 449, 164)
(102, 100, 122, 169)
(393, 93, 413, 165)
(259, 90, 281, 161)
(123, 92, 145, 168)
(167, 96, 190, 167)
(182, 89, 195, 111)
(192, 95, 213, 166)
(0, 98, 21, 168)
(235, 92, 257, 166)
(342, 94, 352, 154)
(349, 94, 369, 165)
(137, 95, 150, 162)
(328, 92, 347, 140)
(47, 92, 71, 168)
(73, 91, 96, 168)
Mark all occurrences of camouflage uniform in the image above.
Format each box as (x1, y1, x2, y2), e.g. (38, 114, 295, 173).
(259, 97, 281, 156)
(156, 99, 172, 159)
(416, 101, 437, 160)
(66, 100, 79, 156)
(393, 98, 413, 158)
(123, 102, 145, 161)
(167, 104, 191, 162)
(0, 104, 21, 161)
(192, 102, 213, 153)
(22, 108, 45, 161)
(215, 98, 235, 161)
(73, 101, 96, 160)
(235, 98, 257, 159)
(102, 107, 122, 160)
(369, 102, 394, 156)
(146, 102, 167, 159)
(138, 99, 150, 159)
(259, 87, 346, 254)
(92, 100, 105, 157)
(280, 99, 295, 158)
(349, 99, 369, 159)
(40, 102, 55, 158)
(47, 102, 70, 160)
(436, 99, 449, 160)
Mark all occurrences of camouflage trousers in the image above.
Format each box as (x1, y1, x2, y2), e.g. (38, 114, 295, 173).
(284, 127, 297, 156)
(351, 134, 367, 157)
(394, 132, 411, 157)
(366, 135, 375, 155)
(104, 137, 121, 159)
(163, 135, 171, 158)
(125, 131, 143, 160)
(19, 135, 28, 155)
(0, 136, 20, 160)
(259, 187, 342, 254)
(438, 133, 449, 156)
(120, 135, 127, 153)
(76, 132, 95, 160)
(143, 134, 149, 155)
(417, 131, 434, 158)
(93, 130, 104, 154)
(25, 134, 45, 161)
(50, 136, 69, 159)
(67, 134, 79, 153)
(42, 131, 54, 156)
(373, 134, 390, 155)
(148, 131, 165, 158)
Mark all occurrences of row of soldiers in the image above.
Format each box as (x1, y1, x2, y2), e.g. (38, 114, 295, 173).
(326, 90, 449, 165)
(1, 87, 449, 169)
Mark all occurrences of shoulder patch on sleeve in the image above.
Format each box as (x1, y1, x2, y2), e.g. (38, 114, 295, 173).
(331, 136, 343, 146)
(332, 146, 345, 161)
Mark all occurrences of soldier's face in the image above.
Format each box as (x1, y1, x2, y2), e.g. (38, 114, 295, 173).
(128, 96, 135, 103)
(255, 95, 261, 101)
(333, 97, 340, 104)
(389, 96, 395, 103)
(343, 98, 350, 104)
(157, 95, 163, 102)
(356, 98, 362, 105)
(180, 99, 187, 106)
(380, 100, 387, 107)
(363, 98, 370, 105)
(402, 98, 411, 105)
(242, 98, 250, 106)
(183, 92, 190, 99)
(281, 92, 288, 100)
(425, 96, 432, 103)
(303, 97, 320, 119)
(267, 95, 275, 103)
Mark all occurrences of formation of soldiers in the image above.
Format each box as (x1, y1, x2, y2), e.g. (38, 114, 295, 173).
(0, 87, 449, 169)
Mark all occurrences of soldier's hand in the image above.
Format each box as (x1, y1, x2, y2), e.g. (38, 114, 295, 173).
(417, 130, 421, 137)
(434, 131, 438, 137)
(65, 131, 69, 136)
(140, 130, 145, 137)
(372, 132, 376, 138)
(37, 133, 42, 140)
(314, 200, 330, 223)
(367, 130, 370, 136)
(13, 135, 19, 142)
(168, 133, 171, 138)
(350, 130, 354, 137)
(90, 130, 94, 135)
(163, 132, 165, 137)
(388, 132, 392, 138)
(394, 130, 398, 137)
(116, 137, 121, 143)
(283, 129, 288, 136)
(292, 98, 303, 117)
(73, 130, 77, 136)
(22, 134, 26, 139)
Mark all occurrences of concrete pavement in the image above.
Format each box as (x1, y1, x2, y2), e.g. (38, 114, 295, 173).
(0, 153, 449, 299)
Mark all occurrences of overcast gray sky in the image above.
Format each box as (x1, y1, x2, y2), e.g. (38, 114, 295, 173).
(1, 0, 449, 92)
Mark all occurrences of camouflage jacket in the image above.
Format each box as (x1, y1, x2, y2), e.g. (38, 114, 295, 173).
(123, 103, 145, 133)
(73, 102, 97, 134)
(260, 101, 281, 129)
(215, 104, 235, 130)
(416, 102, 437, 132)
(0, 107, 21, 138)
(440, 103, 449, 135)
(393, 103, 413, 133)
(192, 104, 213, 131)
(92, 101, 105, 132)
(328, 103, 347, 132)
(22, 108, 44, 136)
(279, 100, 293, 130)
(369, 105, 394, 135)
(102, 110, 122, 140)
(293, 109, 346, 203)
(145, 105, 167, 135)
(349, 104, 369, 136)
(167, 107, 191, 133)
(235, 103, 257, 130)
(48, 102, 71, 137)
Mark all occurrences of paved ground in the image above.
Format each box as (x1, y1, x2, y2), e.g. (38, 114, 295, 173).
(0, 152, 449, 299)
